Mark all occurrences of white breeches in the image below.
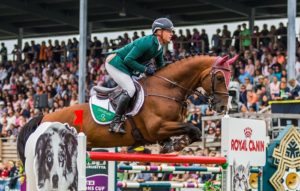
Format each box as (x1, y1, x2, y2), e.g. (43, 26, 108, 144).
(105, 54, 136, 97)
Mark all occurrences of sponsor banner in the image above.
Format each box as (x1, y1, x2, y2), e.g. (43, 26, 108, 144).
(221, 117, 267, 166)
(86, 148, 115, 191)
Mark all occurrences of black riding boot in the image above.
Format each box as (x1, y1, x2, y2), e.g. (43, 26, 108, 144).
(109, 92, 131, 134)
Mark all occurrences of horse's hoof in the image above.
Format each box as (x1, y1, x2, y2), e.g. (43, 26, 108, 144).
(160, 143, 173, 153)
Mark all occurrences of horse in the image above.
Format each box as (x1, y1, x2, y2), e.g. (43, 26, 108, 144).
(17, 54, 238, 166)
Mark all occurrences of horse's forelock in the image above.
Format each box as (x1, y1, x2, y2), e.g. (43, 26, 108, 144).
(213, 55, 233, 89)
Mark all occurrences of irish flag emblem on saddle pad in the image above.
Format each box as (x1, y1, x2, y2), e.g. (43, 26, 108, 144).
(89, 96, 116, 124)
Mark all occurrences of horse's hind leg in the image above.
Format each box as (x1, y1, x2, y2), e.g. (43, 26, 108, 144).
(157, 122, 201, 151)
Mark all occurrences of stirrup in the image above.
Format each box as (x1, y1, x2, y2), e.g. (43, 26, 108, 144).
(109, 121, 126, 134)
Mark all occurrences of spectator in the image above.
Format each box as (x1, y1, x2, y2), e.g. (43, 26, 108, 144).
(132, 31, 140, 41)
(200, 29, 209, 53)
(214, 127, 221, 142)
(187, 107, 201, 129)
(177, 29, 187, 50)
(276, 22, 287, 49)
(244, 77, 253, 90)
(269, 76, 280, 100)
(269, 25, 277, 45)
(222, 25, 231, 49)
(47, 39, 53, 62)
(288, 79, 300, 99)
(260, 24, 270, 47)
(239, 84, 247, 107)
(238, 67, 251, 84)
(295, 57, 300, 81)
(245, 58, 255, 76)
(67, 39, 74, 61)
(185, 29, 192, 52)
(53, 40, 61, 63)
(211, 28, 221, 54)
(191, 28, 201, 53)
(187, 93, 207, 111)
(246, 88, 258, 111)
(232, 25, 241, 52)
(252, 25, 260, 48)
(39, 41, 47, 63)
(254, 75, 264, 91)
(206, 127, 215, 143)
(30, 40, 40, 62)
(204, 120, 216, 132)
(240, 23, 251, 50)
(274, 79, 290, 100)
(60, 41, 67, 62)
(11, 44, 22, 63)
(102, 37, 110, 54)
(0, 43, 8, 64)
(171, 31, 180, 53)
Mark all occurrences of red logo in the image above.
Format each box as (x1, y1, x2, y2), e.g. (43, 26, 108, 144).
(244, 127, 252, 138)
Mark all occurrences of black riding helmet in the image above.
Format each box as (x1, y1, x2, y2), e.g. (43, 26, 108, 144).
(152, 18, 174, 34)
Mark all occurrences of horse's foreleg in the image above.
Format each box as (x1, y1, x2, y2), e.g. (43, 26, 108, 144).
(185, 123, 202, 143)
(157, 121, 201, 146)
(158, 138, 173, 153)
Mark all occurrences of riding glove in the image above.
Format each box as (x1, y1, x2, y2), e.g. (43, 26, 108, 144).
(145, 65, 156, 75)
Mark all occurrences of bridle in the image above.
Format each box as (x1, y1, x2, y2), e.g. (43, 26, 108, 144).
(145, 61, 231, 109)
(208, 64, 230, 109)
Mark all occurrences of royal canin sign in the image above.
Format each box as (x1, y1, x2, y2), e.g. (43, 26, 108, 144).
(221, 117, 267, 166)
(231, 127, 265, 152)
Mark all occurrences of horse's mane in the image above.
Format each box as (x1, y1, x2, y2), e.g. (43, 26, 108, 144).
(158, 55, 215, 75)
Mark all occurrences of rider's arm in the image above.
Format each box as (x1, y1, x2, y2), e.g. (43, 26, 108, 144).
(155, 51, 164, 69)
(123, 43, 150, 73)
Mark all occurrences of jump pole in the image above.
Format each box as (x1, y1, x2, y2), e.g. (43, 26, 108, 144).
(77, 132, 87, 191)
(87, 152, 227, 164)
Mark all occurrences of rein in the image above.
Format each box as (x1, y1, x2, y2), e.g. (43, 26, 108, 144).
(154, 75, 202, 96)
(144, 74, 204, 107)
(144, 58, 231, 109)
(144, 75, 190, 107)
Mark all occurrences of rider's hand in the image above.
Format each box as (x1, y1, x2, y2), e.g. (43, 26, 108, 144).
(145, 65, 156, 76)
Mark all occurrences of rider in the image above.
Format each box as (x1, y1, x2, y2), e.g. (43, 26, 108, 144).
(105, 18, 174, 134)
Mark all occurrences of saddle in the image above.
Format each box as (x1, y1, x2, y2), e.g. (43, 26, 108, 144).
(89, 78, 144, 125)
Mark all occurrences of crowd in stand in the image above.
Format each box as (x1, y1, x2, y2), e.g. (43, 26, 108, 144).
(0, 23, 300, 140)
(0, 21, 299, 190)
(0, 160, 22, 190)
(0, 22, 299, 138)
(0, 22, 299, 141)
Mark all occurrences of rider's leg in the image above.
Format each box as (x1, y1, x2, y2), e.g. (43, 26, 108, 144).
(105, 62, 135, 134)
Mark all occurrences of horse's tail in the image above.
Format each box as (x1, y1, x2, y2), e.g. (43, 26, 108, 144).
(17, 115, 44, 166)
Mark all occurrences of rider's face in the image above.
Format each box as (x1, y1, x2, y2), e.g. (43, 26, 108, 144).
(157, 29, 173, 44)
(162, 29, 173, 43)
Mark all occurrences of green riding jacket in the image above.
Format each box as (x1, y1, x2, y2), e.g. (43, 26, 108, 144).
(108, 34, 164, 76)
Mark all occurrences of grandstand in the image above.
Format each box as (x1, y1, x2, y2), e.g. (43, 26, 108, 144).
(0, 0, 299, 190)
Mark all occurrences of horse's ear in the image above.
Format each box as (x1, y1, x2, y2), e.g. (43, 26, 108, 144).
(227, 55, 239, 65)
(217, 55, 229, 65)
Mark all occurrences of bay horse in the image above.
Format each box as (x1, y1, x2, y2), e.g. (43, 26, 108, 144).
(17, 55, 238, 165)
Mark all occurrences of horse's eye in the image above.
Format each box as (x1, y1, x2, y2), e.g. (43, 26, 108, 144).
(217, 76, 224, 81)
(48, 156, 52, 162)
